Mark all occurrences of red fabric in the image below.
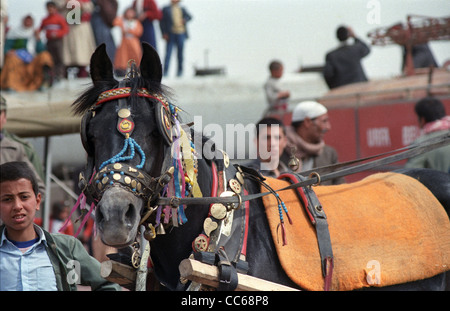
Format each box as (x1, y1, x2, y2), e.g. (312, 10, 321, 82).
(423, 116, 450, 135)
(133, 0, 162, 20)
(39, 13, 69, 40)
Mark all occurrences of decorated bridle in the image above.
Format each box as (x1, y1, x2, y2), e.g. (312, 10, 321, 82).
(63, 68, 203, 240)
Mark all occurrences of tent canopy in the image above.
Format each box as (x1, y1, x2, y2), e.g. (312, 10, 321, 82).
(3, 79, 88, 137)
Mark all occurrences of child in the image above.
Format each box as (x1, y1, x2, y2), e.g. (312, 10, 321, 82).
(0, 161, 120, 291)
(264, 60, 291, 113)
(113, 7, 143, 76)
(36, 1, 69, 81)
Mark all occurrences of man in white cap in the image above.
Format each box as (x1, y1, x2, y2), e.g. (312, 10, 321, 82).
(282, 101, 344, 185)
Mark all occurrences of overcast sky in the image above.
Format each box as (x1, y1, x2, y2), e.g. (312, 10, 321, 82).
(5, 0, 450, 79)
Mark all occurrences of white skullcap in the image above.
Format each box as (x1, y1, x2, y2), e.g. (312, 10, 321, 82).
(291, 101, 327, 122)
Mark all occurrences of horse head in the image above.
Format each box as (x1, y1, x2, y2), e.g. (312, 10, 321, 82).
(72, 43, 194, 248)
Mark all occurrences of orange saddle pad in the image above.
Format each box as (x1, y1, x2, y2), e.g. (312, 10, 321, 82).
(262, 172, 450, 291)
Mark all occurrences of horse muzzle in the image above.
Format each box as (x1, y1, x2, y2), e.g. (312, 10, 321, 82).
(95, 186, 145, 247)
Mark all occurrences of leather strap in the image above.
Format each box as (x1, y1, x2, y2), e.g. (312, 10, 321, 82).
(216, 247, 238, 291)
(279, 173, 334, 291)
(156, 131, 450, 208)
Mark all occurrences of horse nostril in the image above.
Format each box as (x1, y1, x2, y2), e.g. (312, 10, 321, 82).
(96, 206, 104, 228)
(125, 204, 135, 221)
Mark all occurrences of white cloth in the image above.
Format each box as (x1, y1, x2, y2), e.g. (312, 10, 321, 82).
(292, 101, 328, 122)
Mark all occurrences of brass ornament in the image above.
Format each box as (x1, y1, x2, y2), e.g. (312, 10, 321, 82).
(229, 179, 242, 194)
(144, 224, 156, 241)
(220, 191, 240, 210)
(118, 108, 131, 118)
(236, 171, 244, 185)
(159, 105, 173, 143)
(222, 151, 230, 168)
(210, 203, 227, 220)
(118, 119, 134, 133)
(131, 250, 141, 268)
(193, 235, 209, 252)
(203, 218, 218, 237)
(288, 146, 300, 171)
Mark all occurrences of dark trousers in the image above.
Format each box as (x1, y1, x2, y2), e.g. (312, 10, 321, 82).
(46, 38, 64, 80)
(164, 33, 186, 76)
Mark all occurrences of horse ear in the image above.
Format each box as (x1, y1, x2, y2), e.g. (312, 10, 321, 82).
(140, 42, 163, 82)
(90, 44, 114, 84)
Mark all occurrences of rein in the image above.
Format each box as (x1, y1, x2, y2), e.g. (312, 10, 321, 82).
(156, 131, 450, 208)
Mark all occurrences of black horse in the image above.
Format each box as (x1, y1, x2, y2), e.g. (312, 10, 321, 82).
(72, 43, 449, 291)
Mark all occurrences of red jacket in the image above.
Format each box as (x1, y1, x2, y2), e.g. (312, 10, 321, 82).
(133, 0, 162, 21)
(39, 13, 69, 40)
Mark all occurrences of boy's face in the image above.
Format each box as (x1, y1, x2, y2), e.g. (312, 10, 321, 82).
(47, 5, 57, 15)
(256, 125, 286, 170)
(0, 178, 41, 237)
(272, 66, 283, 78)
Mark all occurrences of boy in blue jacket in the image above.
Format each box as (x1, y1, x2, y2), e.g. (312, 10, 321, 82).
(0, 161, 121, 291)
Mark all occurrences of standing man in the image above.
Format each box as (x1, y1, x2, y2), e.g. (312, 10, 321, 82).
(90, 0, 118, 62)
(283, 101, 344, 185)
(405, 97, 450, 173)
(323, 25, 370, 89)
(133, 0, 162, 51)
(160, 0, 192, 77)
(1, 97, 46, 197)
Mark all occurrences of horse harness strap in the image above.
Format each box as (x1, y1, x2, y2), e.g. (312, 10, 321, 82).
(189, 153, 250, 291)
(156, 131, 450, 208)
(278, 173, 334, 291)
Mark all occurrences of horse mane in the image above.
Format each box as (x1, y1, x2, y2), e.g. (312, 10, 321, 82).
(71, 74, 173, 116)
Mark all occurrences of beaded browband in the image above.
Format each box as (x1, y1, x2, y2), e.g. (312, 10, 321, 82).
(95, 87, 169, 109)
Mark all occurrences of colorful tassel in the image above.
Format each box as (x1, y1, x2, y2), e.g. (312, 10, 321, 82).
(281, 201, 293, 225)
(277, 203, 288, 245)
(74, 203, 95, 237)
(59, 192, 85, 233)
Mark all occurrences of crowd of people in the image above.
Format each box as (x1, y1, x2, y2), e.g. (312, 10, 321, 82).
(261, 24, 446, 179)
(0, 0, 192, 92)
(0, 2, 449, 292)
